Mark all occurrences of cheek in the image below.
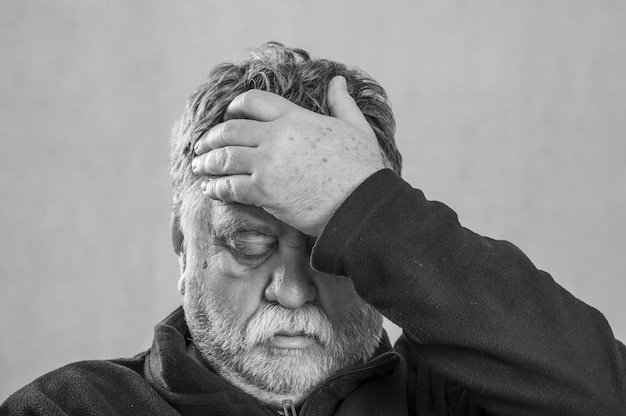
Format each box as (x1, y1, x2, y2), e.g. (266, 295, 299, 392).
(190, 248, 273, 325)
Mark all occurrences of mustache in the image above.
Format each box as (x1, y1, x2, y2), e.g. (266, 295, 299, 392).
(244, 303, 335, 347)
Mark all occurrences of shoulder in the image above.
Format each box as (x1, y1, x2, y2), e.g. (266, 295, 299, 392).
(42, 352, 149, 392)
(0, 353, 165, 416)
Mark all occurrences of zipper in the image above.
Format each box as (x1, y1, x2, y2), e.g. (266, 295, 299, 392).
(297, 351, 398, 415)
(281, 399, 298, 416)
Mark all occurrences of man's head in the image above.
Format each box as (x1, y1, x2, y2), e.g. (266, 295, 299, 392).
(169, 43, 402, 408)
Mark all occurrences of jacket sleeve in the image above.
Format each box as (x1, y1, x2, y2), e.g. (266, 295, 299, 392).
(0, 359, 169, 416)
(311, 169, 626, 416)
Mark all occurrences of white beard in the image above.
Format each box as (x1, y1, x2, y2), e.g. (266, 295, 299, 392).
(183, 275, 383, 408)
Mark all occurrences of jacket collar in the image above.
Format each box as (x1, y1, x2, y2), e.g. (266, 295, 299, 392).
(144, 307, 407, 415)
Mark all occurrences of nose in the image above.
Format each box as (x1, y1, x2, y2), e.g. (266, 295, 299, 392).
(264, 260, 317, 309)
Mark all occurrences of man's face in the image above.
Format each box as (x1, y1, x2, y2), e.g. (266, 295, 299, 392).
(179, 201, 382, 403)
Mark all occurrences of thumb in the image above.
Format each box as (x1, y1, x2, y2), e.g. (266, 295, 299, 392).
(225, 89, 299, 122)
(327, 76, 374, 135)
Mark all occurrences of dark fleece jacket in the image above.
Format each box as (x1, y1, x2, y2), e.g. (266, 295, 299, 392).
(2, 169, 625, 415)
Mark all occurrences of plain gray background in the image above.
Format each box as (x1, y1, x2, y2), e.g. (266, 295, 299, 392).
(1, 1, 625, 400)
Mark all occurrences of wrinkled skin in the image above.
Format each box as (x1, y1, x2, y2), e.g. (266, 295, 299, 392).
(179, 202, 383, 408)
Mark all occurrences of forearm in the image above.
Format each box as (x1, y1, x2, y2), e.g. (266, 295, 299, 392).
(312, 169, 626, 416)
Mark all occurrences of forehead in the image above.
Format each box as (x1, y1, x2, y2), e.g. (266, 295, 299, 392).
(210, 202, 279, 234)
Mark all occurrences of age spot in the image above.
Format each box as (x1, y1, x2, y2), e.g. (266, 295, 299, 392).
(321, 158, 328, 163)
(289, 137, 295, 141)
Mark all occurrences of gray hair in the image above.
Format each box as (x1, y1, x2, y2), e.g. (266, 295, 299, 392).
(170, 42, 402, 239)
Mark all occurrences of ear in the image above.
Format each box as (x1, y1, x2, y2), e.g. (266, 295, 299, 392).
(171, 213, 187, 295)
(177, 263, 186, 296)
(178, 247, 187, 295)
(170, 213, 184, 255)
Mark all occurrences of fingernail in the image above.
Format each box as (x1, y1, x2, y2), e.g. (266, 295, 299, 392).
(200, 180, 208, 193)
(193, 142, 201, 155)
(191, 158, 199, 173)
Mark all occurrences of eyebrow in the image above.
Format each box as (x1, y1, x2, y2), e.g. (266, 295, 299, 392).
(213, 213, 275, 240)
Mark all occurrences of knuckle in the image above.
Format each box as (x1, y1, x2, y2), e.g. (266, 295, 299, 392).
(239, 90, 261, 116)
(220, 147, 234, 171)
(208, 148, 231, 172)
(251, 174, 268, 201)
(241, 89, 257, 103)
(231, 180, 245, 202)
(219, 121, 234, 146)
(216, 177, 234, 200)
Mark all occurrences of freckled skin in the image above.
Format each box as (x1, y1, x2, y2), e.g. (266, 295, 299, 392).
(196, 80, 385, 237)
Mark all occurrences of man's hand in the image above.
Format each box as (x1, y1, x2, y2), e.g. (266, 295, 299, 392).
(192, 76, 384, 236)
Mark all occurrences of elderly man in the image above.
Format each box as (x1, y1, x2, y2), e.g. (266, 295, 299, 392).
(2, 43, 625, 416)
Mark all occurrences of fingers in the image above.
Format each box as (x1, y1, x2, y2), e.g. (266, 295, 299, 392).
(224, 89, 298, 122)
(195, 119, 264, 155)
(327, 76, 374, 135)
(192, 146, 257, 176)
(201, 175, 262, 205)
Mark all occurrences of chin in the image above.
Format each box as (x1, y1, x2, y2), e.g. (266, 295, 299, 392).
(206, 344, 334, 410)
(239, 343, 336, 391)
